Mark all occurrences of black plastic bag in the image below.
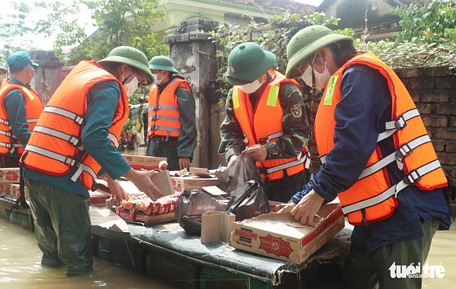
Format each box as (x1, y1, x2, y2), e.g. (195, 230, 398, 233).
(174, 189, 224, 236)
(216, 152, 264, 194)
(226, 180, 270, 221)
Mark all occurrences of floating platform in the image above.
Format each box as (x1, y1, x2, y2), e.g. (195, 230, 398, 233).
(0, 197, 351, 288)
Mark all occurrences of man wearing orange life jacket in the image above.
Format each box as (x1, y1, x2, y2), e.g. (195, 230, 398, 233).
(21, 46, 164, 277)
(285, 25, 450, 289)
(218, 42, 310, 202)
(0, 51, 44, 167)
(147, 56, 196, 171)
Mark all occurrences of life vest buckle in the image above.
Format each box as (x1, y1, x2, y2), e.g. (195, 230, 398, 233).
(395, 143, 412, 170)
(64, 156, 77, 167)
(395, 115, 407, 130)
(404, 169, 421, 185)
(74, 115, 84, 125)
(69, 136, 80, 147)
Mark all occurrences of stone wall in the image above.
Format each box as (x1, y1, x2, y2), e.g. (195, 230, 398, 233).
(29, 51, 63, 104)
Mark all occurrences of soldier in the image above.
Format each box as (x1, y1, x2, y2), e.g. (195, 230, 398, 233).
(146, 56, 196, 171)
(22, 46, 164, 277)
(285, 25, 450, 289)
(218, 42, 310, 202)
(0, 51, 44, 167)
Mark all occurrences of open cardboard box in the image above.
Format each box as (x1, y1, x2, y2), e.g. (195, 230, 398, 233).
(229, 203, 344, 264)
(122, 154, 167, 170)
(170, 175, 219, 193)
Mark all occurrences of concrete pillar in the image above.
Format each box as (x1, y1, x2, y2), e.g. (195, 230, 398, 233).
(164, 18, 225, 169)
(29, 51, 64, 105)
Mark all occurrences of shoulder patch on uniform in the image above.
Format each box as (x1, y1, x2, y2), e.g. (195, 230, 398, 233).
(290, 104, 302, 118)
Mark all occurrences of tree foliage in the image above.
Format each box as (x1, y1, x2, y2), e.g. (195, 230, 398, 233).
(360, 0, 456, 69)
(0, 2, 33, 65)
(391, 0, 456, 44)
(4, 0, 169, 66)
(76, 0, 168, 64)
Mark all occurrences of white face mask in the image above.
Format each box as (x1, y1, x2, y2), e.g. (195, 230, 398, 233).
(239, 79, 264, 94)
(300, 53, 331, 89)
(301, 65, 313, 88)
(314, 61, 331, 89)
(124, 76, 139, 96)
(152, 73, 161, 85)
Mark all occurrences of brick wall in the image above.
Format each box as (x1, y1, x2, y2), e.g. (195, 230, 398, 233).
(396, 66, 456, 213)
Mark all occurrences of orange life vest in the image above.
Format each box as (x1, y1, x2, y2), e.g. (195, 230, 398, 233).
(147, 76, 191, 139)
(232, 69, 309, 181)
(0, 80, 44, 155)
(314, 53, 447, 226)
(22, 60, 129, 190)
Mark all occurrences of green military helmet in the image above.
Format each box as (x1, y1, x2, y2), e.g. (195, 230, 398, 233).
(286, 25, 353, 79)
(148, 56, 179, 73)
(225, 42, 276, 85)
(99, 46, 154, 85)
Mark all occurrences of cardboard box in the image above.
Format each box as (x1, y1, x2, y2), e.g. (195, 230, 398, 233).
(9, 183, 21, 199)
(90, 190, 110, 207)
(0, 168, 20, 183)
(171, 176, 220, 193)
(229, 203, 344, 264)
(117, 171, 175, 196)
(122, 154, 167, 170)
(0, 183, 12, 196)
(201, 211, 235, 244)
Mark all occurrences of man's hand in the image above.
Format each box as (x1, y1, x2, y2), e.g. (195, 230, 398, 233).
(179, 157, 191, 170)
(245, 144, 267, 161)
(124, 169, 165, 201)
(106, 177, 127, 206)
(291, 189, 325, 227)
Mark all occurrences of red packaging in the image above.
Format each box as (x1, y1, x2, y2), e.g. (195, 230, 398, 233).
(119, 200, 136, 222)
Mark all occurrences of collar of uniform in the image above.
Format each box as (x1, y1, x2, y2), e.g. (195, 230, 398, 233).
(9, 76, 30, 89)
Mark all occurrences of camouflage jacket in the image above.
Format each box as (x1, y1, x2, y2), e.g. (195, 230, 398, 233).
(218, 73, 310, 163)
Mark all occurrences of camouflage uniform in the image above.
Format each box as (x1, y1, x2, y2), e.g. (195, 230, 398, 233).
(218, 71, 310, 202)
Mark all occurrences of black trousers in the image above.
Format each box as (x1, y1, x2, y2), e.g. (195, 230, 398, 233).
(146, 136, 179, 171)
(264, 170, 307, 203)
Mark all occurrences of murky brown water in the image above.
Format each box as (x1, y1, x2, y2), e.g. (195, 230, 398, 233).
(0, 218, 178, 289)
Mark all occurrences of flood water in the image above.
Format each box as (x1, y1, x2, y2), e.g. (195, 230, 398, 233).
(0, 218, 179, 289)
(1, 216, 454, 289)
